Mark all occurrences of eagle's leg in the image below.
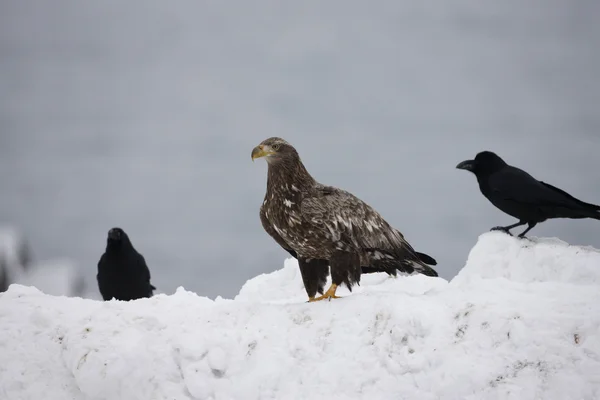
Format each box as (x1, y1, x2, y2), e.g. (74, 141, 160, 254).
(311, 250, 361, 302)
(311, 283, 339, 301)
(298, 258, 329, 302)
(490, 221, 525, 235)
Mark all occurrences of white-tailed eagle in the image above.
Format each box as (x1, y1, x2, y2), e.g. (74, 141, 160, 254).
(252, 137, 438, 302)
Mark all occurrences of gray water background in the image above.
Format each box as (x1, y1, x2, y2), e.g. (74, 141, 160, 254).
(1, 0, 599, 298)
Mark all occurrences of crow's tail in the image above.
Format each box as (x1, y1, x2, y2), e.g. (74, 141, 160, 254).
(541, 181, 600, 218)
(574, 208, 600, 220)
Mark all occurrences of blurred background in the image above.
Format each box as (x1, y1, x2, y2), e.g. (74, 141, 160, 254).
(1, 0, 599, 299)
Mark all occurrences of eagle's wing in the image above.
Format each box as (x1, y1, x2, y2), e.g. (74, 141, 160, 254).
(260, 204, 297, 258)
(300, 185, 410, 254)
(300, 185, 438, 277)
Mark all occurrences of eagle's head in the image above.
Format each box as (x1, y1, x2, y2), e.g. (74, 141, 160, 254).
(251, 137, 298, 165)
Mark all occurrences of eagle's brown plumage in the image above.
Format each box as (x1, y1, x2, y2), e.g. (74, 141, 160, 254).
(252, 137, 438, 301)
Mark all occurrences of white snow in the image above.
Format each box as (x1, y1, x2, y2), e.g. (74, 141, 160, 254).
(1, 232, 599, 400)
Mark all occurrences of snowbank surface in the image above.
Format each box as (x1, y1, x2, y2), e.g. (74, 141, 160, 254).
(1, 232, 599, 400)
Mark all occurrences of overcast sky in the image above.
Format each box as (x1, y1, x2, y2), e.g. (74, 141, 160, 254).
(1, 0, 599, 298)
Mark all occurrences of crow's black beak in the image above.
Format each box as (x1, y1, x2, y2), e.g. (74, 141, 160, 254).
(456, 159, 476, 172)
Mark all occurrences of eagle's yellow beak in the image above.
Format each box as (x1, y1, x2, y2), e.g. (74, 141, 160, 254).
(251, 144, 274, 161)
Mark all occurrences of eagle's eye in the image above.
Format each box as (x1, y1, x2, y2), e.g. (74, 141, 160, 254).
(272, 143, 280, 151)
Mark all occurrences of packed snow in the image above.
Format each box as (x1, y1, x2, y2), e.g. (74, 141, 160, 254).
(1, 232, 599, 400)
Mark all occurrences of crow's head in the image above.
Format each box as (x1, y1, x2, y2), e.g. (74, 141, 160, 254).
(456, 151, 508, 176)
(106, 227, 131, 249)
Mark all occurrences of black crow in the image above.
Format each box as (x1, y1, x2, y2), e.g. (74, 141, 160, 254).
(457, 151, 600, 238)
(97, 227, 156, 301)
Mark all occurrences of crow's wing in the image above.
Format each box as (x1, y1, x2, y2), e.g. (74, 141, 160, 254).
(134, 253, 155, 290)
(488, 167, 586, 208)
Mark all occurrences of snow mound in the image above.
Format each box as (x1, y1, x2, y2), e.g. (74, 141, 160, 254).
(1, 233, 599, 400)
(454, 232, 600, 285)
(235, 257, 447, 304)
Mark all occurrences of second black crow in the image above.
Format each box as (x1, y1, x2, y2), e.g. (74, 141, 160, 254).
(456, 151, 600, 238)
(97, 227, 156, 301)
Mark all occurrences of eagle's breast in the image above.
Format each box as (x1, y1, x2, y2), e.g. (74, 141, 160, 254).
(264, 184, 326, 258)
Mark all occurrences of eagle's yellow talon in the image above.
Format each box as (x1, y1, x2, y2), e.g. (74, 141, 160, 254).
(309, 284, 341, 302)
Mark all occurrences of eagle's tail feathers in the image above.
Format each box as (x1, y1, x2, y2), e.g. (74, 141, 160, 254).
(363, 248, 439, 278)
(411, 261, 438, 277)
(415, 251, 437, 266)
